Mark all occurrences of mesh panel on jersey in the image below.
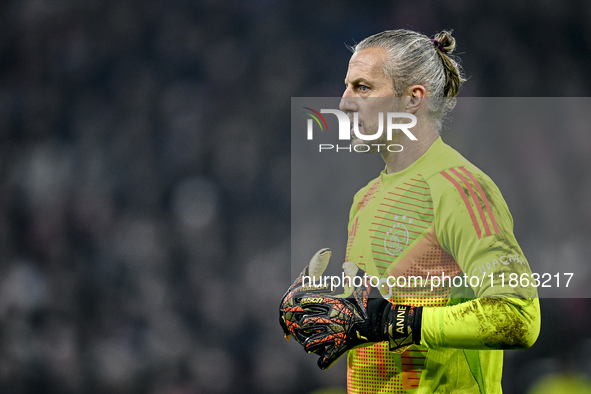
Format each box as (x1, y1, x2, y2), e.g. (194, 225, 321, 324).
(369, 175, 434, 277)
(347, 343, 427, 393)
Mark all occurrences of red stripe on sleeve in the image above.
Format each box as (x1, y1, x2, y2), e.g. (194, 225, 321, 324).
(459, 167, 500, 234)
(449, 168, 492, 237)
(441, 170, 482, 239)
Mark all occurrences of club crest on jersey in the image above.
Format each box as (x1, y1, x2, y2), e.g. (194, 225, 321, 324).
(384, 221, 410, 257)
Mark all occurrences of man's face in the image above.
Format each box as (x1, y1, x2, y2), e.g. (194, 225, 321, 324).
(340, 47, 398, 149)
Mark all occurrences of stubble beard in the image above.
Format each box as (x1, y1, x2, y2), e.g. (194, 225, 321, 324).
(351, 121, 394, 154)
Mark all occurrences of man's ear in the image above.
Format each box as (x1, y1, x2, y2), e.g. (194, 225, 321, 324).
(405, 85, 426, 114)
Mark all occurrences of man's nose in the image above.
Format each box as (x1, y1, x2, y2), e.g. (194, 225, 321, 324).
(339, 89, 358, 112)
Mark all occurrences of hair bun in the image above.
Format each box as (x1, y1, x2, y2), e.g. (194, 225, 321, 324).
(433, 30, 457, 55)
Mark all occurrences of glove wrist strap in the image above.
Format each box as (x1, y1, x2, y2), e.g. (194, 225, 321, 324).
(382, 304, 423, 351)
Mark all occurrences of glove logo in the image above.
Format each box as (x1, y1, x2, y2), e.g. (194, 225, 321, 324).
(384, 222, 410, 257)
(301, 297, 324, 305)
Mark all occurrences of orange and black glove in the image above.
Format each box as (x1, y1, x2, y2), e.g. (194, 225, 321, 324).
(282, 257, 423, 370)
(279, 248, 334, 345)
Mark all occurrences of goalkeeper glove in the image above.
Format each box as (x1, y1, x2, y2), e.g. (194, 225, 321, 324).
(296, 261, 423, 370)
(279, 248, 334, 345)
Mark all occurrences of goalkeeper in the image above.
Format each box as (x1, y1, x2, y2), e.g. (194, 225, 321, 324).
(280, 29, 540, 393)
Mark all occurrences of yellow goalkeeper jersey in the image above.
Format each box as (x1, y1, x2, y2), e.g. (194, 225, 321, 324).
(345, 137, 540, 393)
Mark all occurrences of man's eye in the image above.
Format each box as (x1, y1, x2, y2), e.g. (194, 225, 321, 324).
(359, 85, 370, 92)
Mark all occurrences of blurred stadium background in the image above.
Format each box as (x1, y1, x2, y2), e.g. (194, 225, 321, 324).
(0, 0, 591, 393)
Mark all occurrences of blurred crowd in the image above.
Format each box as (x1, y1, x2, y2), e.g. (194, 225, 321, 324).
(0, 0, 590, 393)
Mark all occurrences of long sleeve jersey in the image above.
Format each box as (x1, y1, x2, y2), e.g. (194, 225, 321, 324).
(345, 137, 540, 393)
